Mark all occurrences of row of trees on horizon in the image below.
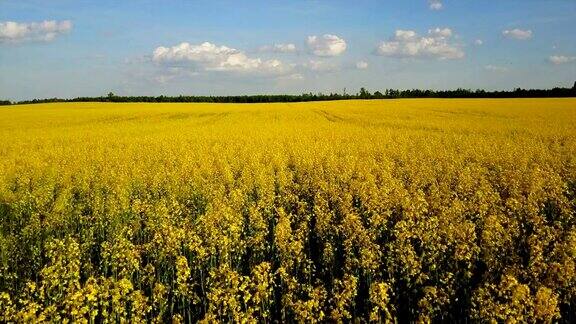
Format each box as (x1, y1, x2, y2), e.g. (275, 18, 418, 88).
(2, 84, 576, 105)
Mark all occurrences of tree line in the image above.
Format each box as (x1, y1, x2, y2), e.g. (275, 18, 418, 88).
(2, 84, 576, 105)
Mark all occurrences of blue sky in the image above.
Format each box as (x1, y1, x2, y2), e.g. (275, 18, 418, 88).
(1, 0, 575, 100)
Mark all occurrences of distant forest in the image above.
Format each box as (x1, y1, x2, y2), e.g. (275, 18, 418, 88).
(2, 84, 576, 105)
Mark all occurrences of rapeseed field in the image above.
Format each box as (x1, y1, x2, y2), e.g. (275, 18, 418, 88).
(1, 99, 575, 322)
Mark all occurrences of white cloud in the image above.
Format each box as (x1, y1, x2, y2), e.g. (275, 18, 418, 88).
(304, 59, 339, 72)
(484, 65, 508, 72)
(428, 0, 443, 10)
(155, 74, 178, 84)
(278, 73, 304, 81)
(375, 28, 464, 60)
(152, 42, 291, 74)
(0, 20, 72, 43)
(428, 27, 452, 38)
(549, 55, 576, 65)
(260, 43, 297, 53)
(356, 61, 368, 69)
(306, 34, 347, 57)
(474, 39, 484, 46)
(502, 29, 532, 40)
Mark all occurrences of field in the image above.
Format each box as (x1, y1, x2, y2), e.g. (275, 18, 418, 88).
(1, 99, 575, 322)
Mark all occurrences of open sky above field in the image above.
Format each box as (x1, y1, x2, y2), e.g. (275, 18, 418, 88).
(1, 0, 575, 100)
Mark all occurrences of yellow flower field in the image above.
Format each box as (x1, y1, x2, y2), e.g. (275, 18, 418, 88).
(1, 99, 575, 322)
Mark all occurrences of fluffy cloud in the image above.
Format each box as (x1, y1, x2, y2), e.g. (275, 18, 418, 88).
(260, 43, 297, 53)
(502, 29, 532, 40)
(278, 73, 304, 81)
(375, 27, 464, 60)
(303, 59, 339, 72)
(549, 55, 576, 65)
(474, 39, 484, 46)
(306, 34, 347, 57)
(356, 61, 368, 69)
(428, 27, 452, 38)
(0, 20, 72, 43)
(428, 0, 443, 10)
(152, 42, 290, 74)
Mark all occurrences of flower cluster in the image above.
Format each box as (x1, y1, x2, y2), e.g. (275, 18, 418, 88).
(0, 99, 575, 322)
